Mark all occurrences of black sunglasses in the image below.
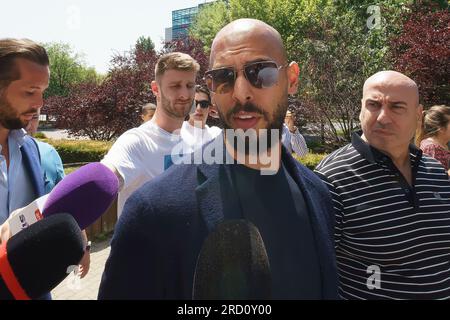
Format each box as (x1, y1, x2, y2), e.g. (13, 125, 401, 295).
(195, 100, 211, 109)
(204, 60, 288, 94)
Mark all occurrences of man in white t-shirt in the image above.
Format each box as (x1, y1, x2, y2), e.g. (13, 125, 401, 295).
(102, 52, 200, 217)
(181, 85, 221, 150)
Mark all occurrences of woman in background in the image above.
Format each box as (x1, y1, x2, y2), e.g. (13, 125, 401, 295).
(416, 105, 450, 174)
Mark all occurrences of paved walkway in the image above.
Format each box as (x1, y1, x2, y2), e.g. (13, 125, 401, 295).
(51, 235, 112, 300)
(40, 129, 89, 140)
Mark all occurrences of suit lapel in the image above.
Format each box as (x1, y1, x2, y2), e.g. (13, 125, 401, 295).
(21, 137, 44, 198)
(282, 148, 336, 298)
(195, 162, 242, 233)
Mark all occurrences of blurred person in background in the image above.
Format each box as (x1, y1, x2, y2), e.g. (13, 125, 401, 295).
(416, 105, 450, 174)
(282, 110, 308, 156)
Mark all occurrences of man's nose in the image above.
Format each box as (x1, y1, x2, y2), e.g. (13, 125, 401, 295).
(179, 86, 193, 100)
(231, 71, 254, 105)
(376, 106, 392, 125)
(32, 94, 44, 108)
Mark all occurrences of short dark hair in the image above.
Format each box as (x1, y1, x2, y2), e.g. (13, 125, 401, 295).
(0, 38, 49, 90)
(195, 84, 211, 103)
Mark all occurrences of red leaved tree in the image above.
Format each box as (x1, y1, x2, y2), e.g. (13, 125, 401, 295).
(44, 36, 212, 139)
(44, 41, 158, 140)
(390, 1, 450, 107)
(161, 36, 210, 85)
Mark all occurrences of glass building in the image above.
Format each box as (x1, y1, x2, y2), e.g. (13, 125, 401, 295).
(166, 1, 227, 42)
(171, 6, 199, 41)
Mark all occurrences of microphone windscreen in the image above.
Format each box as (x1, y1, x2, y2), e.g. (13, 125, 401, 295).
(43, 162, 119, 230)
(193, 219, 271, 300)
(0, 213, 84, 299)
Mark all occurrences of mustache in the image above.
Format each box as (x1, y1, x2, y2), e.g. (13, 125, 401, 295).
(22, 108, 39, 115)
(226, 102, 265, 118)
(374, 123, 390, 130)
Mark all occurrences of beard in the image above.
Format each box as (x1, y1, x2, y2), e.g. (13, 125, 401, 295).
(218, 98, 287, 155)
(160, 90, 192, 120)
(0, 92, 31, 130)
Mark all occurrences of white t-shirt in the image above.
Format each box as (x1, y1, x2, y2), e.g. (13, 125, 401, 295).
(180, 121, 222, 150)
(102, 121, 186, 217)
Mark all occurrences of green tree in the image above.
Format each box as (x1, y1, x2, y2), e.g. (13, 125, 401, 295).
(44, 42, 101, 98)
(190, 0, 231, 52)
(229, 0, 273, 22)
(188, 0, 411, 147)
(135, 36, 155, 52)
(290, 1, 409, 147)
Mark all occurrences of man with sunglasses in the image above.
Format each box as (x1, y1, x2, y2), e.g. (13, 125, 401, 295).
(181, 85, 221, 150)
(99, 19, 338, 300)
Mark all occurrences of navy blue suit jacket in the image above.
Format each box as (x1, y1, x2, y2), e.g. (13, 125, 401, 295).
(98, 144, 338, 300)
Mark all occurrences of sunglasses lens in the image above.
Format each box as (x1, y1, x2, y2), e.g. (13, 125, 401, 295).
(196, 100, 210, 109)
(205, 62, 281, 93)
(206, 68, 235, 94)
(245, 62, 279, 88)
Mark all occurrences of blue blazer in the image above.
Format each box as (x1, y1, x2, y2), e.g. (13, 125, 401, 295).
(21, 136, 45, 198)
(98, 144, 338, 300)
(21, 136, 51, 300)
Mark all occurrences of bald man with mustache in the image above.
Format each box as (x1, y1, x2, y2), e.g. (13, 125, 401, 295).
(316, 71, 450, 299)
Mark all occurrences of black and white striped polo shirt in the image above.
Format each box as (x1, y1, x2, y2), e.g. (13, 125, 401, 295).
(315, 132, 450, 300)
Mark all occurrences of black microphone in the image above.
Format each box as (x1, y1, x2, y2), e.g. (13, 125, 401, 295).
(0, 213, 85, 300)
(192, 219, 271, 299)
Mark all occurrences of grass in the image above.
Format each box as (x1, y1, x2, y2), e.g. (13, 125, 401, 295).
(64, 165, 82, 175)
(294, 153, 328, 170)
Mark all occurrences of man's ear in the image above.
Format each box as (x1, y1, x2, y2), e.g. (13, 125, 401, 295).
(151, 80, 159, 97)
(417, 103, 423, 122)
(287, 62, 300, 95)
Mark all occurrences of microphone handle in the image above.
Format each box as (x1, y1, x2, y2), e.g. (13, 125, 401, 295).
(7, 194, 48, 236)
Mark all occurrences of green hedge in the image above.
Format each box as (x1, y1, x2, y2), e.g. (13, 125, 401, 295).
(64, 165, 82, 175)
(41, 139, 113, 164)
(39, 138, 327, 170)
(293, 153, 328, 170)
(34, 132, 47, 139)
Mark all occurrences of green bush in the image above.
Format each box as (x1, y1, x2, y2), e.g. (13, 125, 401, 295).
(294, 153, 328, 170)
(64, 165, 81, 175)
(306, 140, 327, 153)
(34, 132, 47, 139)
(41, 139, 113, 164)
(42, 138, 327, 171)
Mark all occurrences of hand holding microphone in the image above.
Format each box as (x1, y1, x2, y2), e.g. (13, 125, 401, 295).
(6, 162, 119, 236)
(0, 222, 10, 245)
(0, 213, 84, 300)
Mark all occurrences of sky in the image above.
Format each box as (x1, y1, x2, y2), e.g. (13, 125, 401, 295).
(1, 0, 212, 74)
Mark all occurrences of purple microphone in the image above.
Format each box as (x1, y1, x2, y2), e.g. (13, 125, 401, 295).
(42, 162, 119, 230)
